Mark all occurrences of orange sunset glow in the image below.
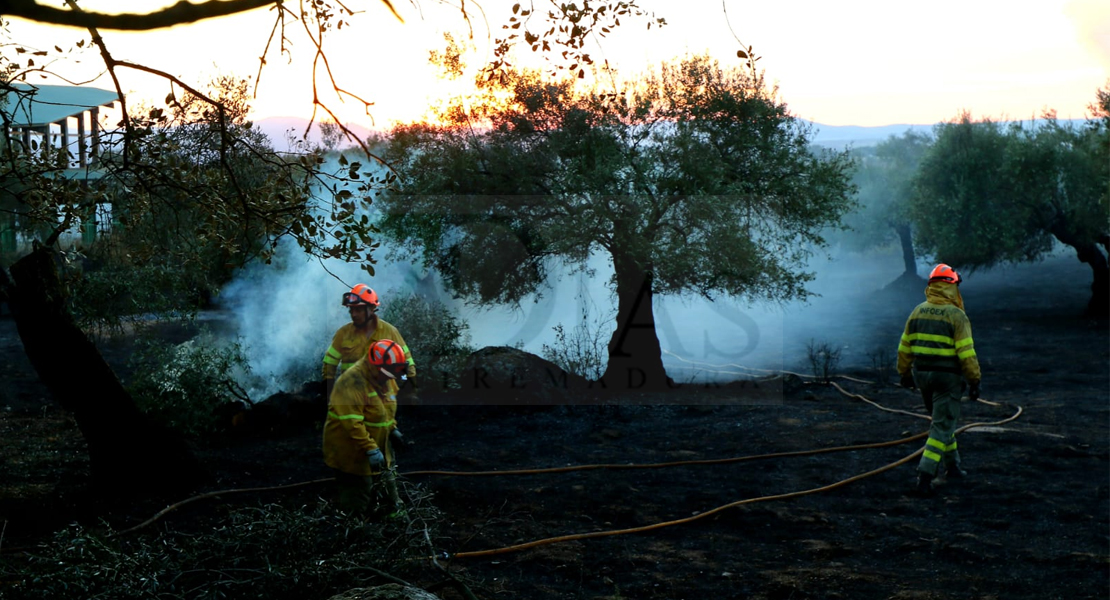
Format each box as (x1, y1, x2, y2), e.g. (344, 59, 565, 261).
(4, 0, 1106, 131)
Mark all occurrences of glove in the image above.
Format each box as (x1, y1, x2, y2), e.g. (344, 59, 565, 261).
(899, 372, 915, 390)
(968, 382, 981, 402)
(366, 448, 385, 470)
(390, 428, 406, 449)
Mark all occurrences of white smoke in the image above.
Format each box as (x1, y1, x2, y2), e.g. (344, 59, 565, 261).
(213, 153, 949, 399)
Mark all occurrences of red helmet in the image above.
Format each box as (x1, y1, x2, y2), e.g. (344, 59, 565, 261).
(368, 339, 407, 376)
(342, 283, 379, 308)
(928, 264, 962, 285)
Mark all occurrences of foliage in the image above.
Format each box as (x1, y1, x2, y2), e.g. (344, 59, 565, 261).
(380, 292, 475, 390)
(1083, 79, 1110, 227)
(911, 110, 1107, 268)
(906, 98, 1110, 316)
(126, 332, 252, 436)
(805, 339, 842, 384)
(911, 116, 1050, 267)
(1, 496, 447, 600)
(104, 75, 377, 274)
(381, 53, 858, 304)
(377, 54, 857, 385)
(0, 73, 380, 330)
(65, 256, 210, 334)
(910, 100, 1109, 314)
(1087, 81, 1110, 223)
(541, 303, 611, 380)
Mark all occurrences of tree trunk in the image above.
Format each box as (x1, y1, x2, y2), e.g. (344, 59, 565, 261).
(894, 222, 917, 276)
(2, 245, 205, 496)
(1049, 227, 1109, 316)
(599, 254, 672, 391)
(1078, 244, 1110, 316)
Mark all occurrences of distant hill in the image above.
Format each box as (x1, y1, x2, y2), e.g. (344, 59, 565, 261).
(254, 115, 919, 151)
(806, 119, 1088, 150)
(253, 116, 1089, 153)
(807, 123, 932, 149)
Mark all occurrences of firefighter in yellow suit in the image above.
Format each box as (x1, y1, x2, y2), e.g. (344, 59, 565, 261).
(322, 284, 417, 399)
(897, 264, 982, 496)
(323, 339, 409, 516)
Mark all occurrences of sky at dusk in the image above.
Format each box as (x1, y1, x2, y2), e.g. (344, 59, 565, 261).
(5, 0, 1108, 129)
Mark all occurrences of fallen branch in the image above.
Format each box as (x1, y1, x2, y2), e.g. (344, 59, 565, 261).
(113, 477, 334, 537)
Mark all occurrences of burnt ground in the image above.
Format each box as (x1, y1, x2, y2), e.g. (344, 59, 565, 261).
(1, 255, 1108, 600)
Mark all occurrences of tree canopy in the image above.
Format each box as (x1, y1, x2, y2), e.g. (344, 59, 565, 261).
(911, 91, 1109, 314)
(377, 54, 857, 389)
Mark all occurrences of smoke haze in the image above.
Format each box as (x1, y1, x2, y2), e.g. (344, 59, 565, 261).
(214, 153, 1095, 400)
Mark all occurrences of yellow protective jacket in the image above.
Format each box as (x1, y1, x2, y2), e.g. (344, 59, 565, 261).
(321, 318, 417, 382)
(322, 357, 399, 476)
(897, 281, 982, 384)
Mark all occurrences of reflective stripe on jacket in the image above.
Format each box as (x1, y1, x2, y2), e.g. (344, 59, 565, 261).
(322, 358, 398, 476)
(897, 281, 981, 383)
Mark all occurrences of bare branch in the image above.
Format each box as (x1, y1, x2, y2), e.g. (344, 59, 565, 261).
(111, 60, 220, 108)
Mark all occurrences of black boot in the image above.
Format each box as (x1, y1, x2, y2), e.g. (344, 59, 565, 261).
(916, 473, 935, 496)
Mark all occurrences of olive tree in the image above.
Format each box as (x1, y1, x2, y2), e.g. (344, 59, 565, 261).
(377, 54, 857, 390)
(911, 96, 1109, 315)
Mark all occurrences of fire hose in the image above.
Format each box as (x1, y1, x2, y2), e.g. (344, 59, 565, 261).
(105, 374, 1021, 560)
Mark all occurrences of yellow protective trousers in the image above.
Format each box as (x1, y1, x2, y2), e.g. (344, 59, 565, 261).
(915, 370, 963, 477)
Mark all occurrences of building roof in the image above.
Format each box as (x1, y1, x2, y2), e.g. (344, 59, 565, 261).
(3, 83, 120, 127)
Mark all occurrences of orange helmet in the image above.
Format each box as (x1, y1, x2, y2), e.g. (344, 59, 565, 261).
(928, 264, 962, 285)
(368, 339, 407, 376)
(342, 284, 379, 308)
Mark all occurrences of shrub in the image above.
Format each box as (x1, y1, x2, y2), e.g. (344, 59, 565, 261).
(71, 263, 205, 331)
(541, 303, 610, 381)
(127, 331, 252, 435)
(380, 293, 475, 391)
(805, 339, 842, 384)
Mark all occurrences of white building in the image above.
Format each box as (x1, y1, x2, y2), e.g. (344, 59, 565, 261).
(1, 83, 121, 252)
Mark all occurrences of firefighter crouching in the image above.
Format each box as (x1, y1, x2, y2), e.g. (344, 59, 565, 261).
(897, 264, 983, 496)
(323, 339, 409, 517)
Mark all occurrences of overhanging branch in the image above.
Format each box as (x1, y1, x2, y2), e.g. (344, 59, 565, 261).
(2, 0, 403, 30)
(3, 0, 281, 30)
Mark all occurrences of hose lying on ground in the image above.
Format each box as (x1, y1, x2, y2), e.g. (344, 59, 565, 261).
(447, 396, 1022, 559)
(106, 380, 1019, 549)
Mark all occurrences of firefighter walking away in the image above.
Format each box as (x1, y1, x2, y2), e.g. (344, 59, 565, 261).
(897, 264, 983, 496)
